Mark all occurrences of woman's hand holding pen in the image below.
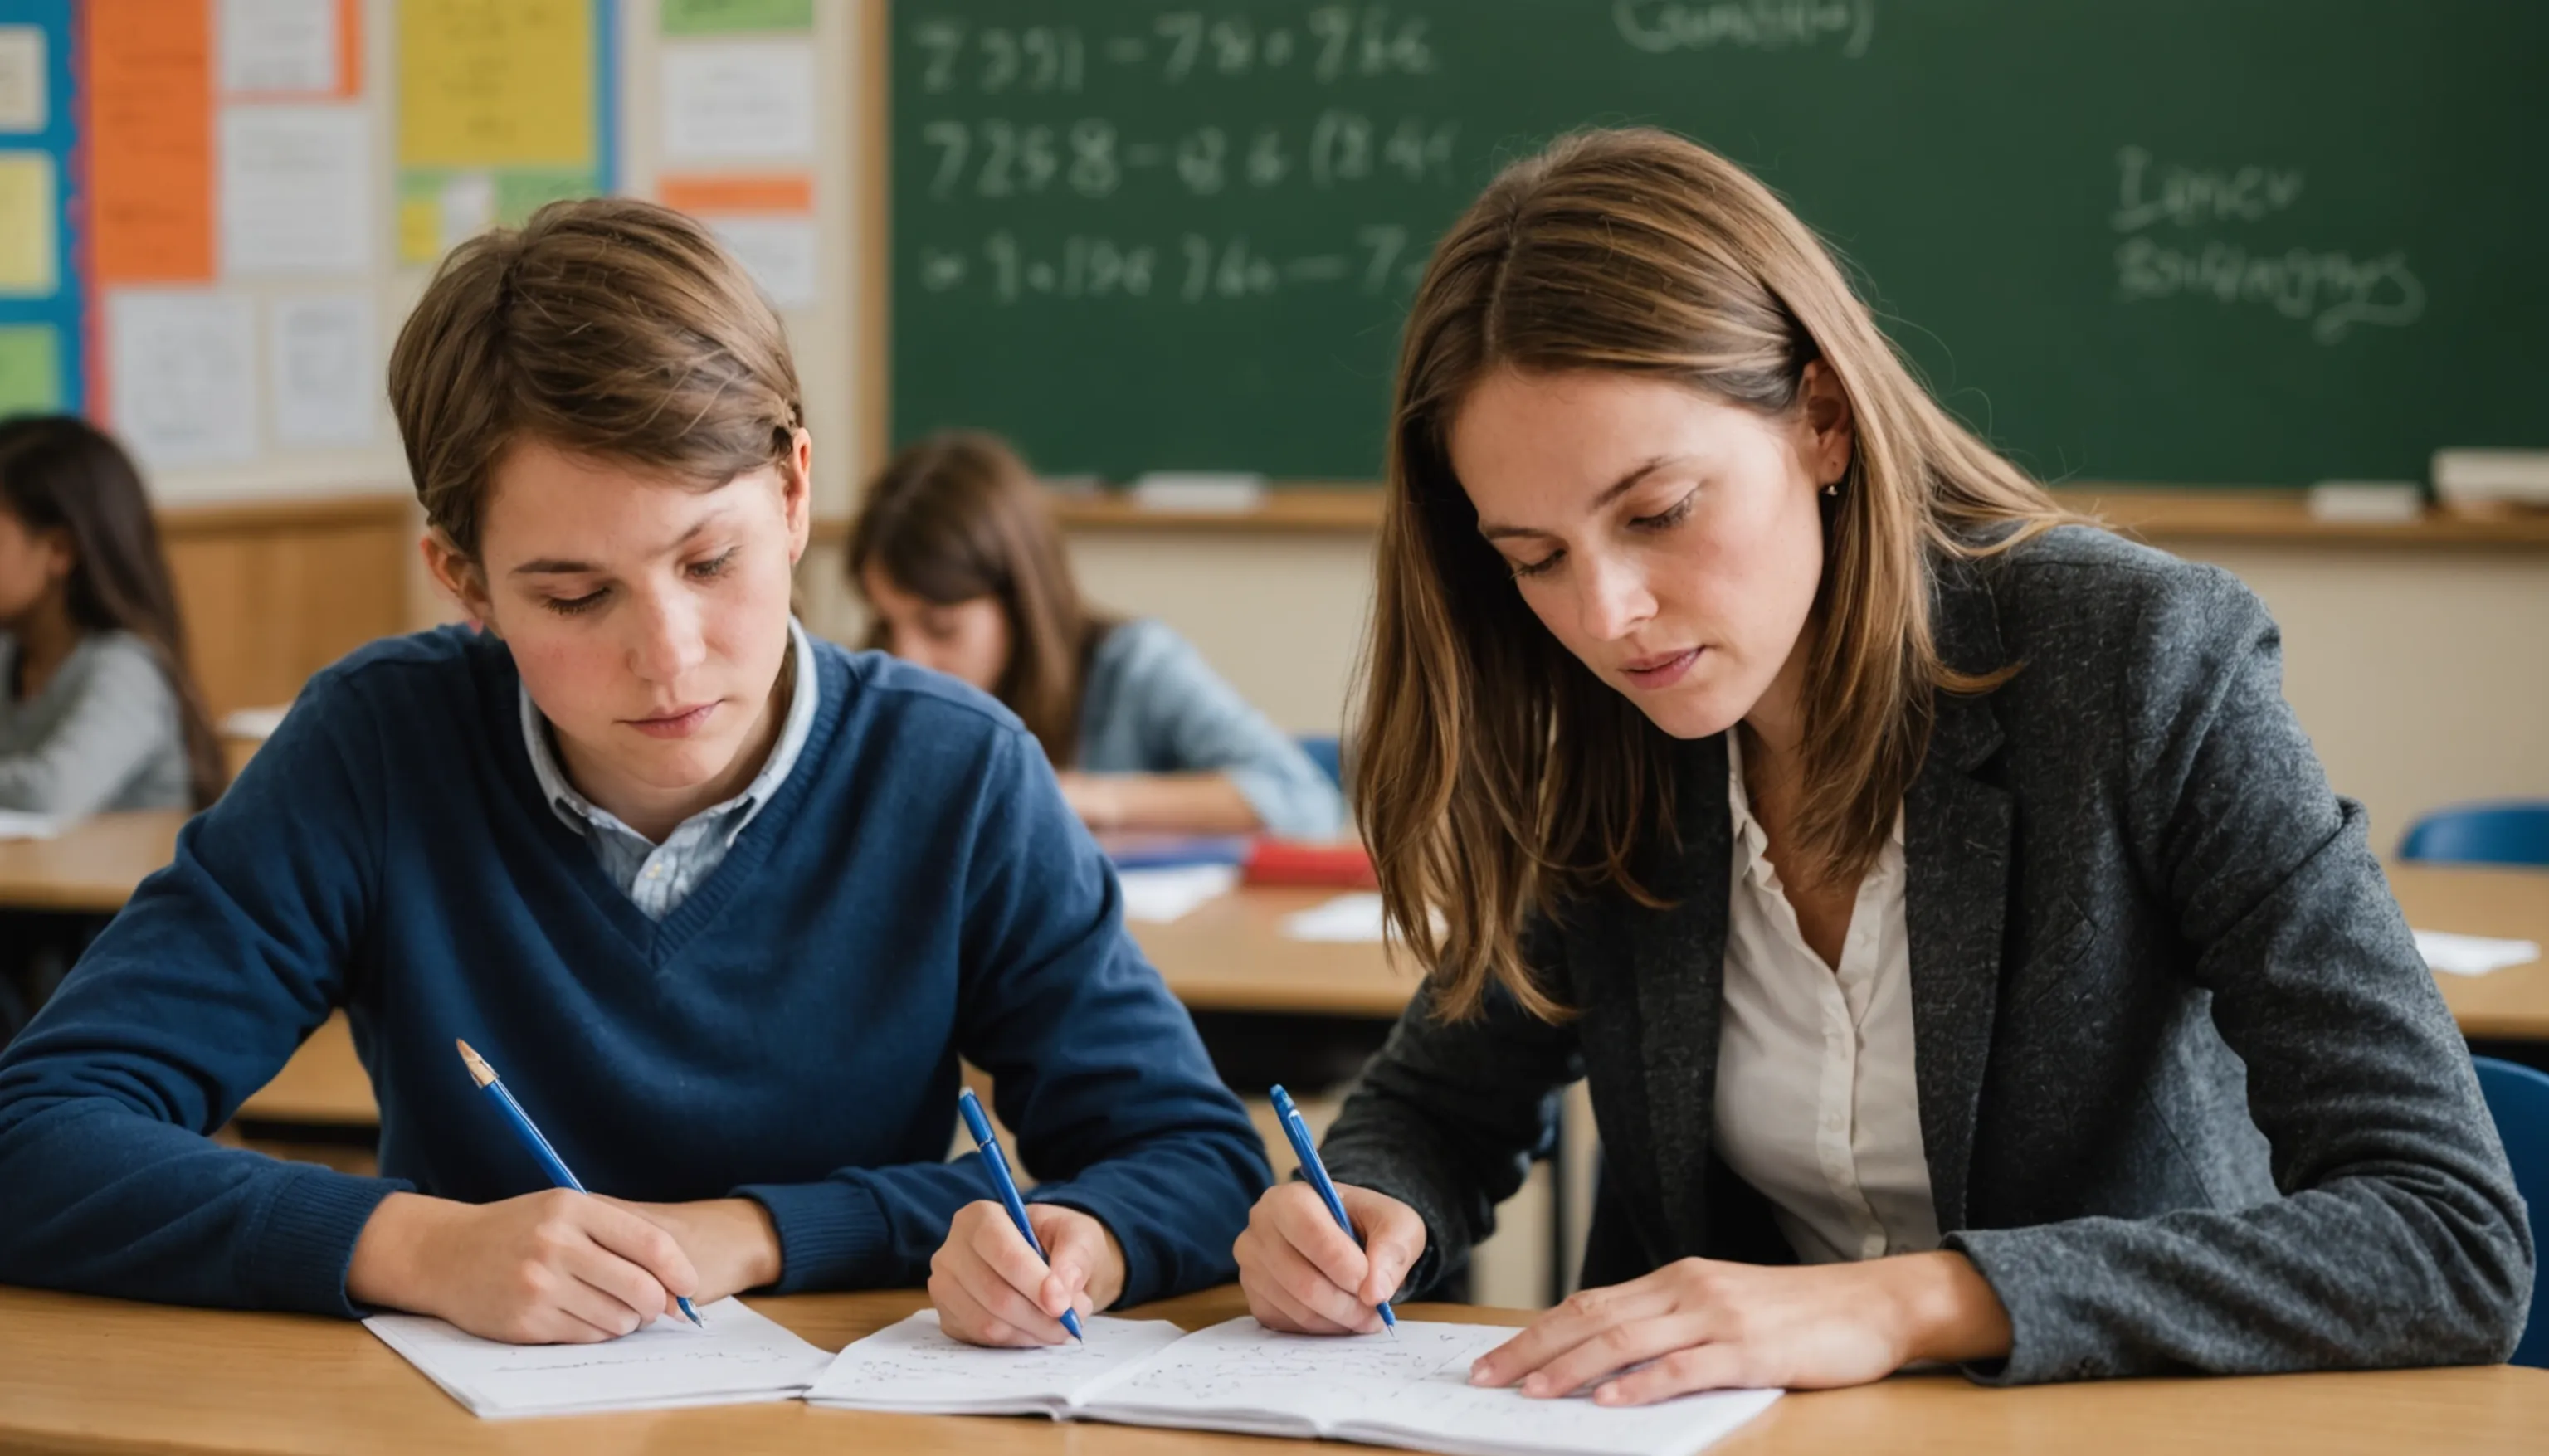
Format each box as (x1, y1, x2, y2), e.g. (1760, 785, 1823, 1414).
(1234, 1181, 1428, 1336)
(347, 1189, 700, 1344)
(931, 1200, 1124, 1346)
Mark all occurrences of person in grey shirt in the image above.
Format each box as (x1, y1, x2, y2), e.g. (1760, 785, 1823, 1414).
(0, 416, 217, 818)
(846, 431, 1345, 840)
(0, 416, 222, 1038)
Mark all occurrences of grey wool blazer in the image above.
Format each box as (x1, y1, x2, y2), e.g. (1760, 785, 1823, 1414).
(1319, 525, 2532, 1385)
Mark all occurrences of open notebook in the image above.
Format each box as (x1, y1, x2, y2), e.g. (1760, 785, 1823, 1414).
(364, 1298, 833, 1419)
(808, 1311, 1781, 1456)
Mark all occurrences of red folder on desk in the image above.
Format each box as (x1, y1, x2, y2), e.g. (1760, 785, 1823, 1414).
(1243, 839, 1377, 889)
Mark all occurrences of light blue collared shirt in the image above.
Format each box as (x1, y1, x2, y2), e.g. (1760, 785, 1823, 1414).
(520, 617, 820, 920)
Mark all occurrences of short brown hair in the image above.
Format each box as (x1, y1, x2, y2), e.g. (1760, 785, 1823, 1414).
(387, 197, 805, 558)
(1364, 129, 2072, 1022)
(846, 431, 1112, 765)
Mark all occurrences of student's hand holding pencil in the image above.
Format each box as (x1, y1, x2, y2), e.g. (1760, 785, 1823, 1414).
(1234, 1181, 1427, 1337)
(929, 1200, 1125, 1347)
(347, 1189, 702, 1344)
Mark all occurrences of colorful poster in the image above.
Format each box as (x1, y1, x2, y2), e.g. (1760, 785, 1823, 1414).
(660, 0, 813, 36)
(89, 0, 216, 284)
(0, 24, 46, 132)
(0, 150, 54, 295)
(0, 1, 76, 412)
(396, 0, 617, 261)
(217, 0, 360, 98)
(659, 173, 816, 309)
(0, 322, 59, 412)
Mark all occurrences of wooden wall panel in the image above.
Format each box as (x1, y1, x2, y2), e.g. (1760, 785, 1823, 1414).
(158, 495, 416, 718)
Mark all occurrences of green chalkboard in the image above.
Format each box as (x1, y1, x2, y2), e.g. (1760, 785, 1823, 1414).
(890, 2, 2549, 485)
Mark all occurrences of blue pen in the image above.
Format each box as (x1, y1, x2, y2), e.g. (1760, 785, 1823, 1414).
(1271, 1083, 1396, 1336)
(956, 1088, 1086, 1342)
(456, 1040, 704, 1328)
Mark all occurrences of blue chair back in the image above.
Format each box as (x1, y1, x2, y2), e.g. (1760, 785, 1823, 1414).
(2473, 1056, 2549, 1367)
(2400, 802, 2549, 868)
(1297, 734, 1344, 790)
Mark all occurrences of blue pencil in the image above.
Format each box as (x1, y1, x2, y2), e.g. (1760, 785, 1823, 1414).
(1272, 1083, 1396, 1336)
(456, 1039, 703, 1329)
(956, 1088, 1086, 1342)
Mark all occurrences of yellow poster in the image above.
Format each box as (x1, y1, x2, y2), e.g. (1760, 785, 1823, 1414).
(0, 151, 56, 296)
(397, 0, 592, 168)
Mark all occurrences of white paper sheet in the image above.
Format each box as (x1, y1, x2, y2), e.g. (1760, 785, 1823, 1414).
(807, 1310, 1186, 1415)
(0, 26, 48, 133)
(107, 289, 259, 467)
(219, 704, 292, 739)
(662, 40, 816, 162)
(218, 0, 339, 95)
(1119, 864, 1240, 924)
(708, 214, 820, 309)
(0, 808, 67, 841)
(2416, 928, 2542, 977)
(220, 104, 370, 276)
(268, 294, 375, 446)
(363, 1297, 831, 1420)
(1284, 892, 1389, 942)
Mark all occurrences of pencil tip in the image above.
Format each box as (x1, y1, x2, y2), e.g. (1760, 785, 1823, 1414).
(455, 1040, 497, 1088)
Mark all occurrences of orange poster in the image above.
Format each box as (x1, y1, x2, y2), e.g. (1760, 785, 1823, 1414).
(89, 0, 215, 284)
(658, 173, 814, 216)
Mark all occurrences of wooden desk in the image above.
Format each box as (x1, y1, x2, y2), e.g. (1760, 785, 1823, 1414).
(13, 815, 2537, 1116)
(1, 1282, 2541, 1455)
(2391, 864, 2549, 1040)
(0, 809, 188, 913)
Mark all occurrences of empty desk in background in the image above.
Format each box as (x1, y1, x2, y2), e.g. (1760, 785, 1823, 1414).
(0, 1282, 2542, 1456)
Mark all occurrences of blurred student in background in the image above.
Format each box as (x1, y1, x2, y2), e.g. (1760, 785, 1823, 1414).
(849, 431, 1344, 840)
(0, 416, 223, 1037)
(0, 415, 222, 817)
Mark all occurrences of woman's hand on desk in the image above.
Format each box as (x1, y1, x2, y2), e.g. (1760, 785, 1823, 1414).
(930, 1200, 1125, 1346)
(347, 1190, 701, 1343)
(1234, 1181, 1428, 1336)
(1466, 1252, 2014, 1405)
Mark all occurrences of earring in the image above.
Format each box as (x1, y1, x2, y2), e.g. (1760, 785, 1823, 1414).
(1822, 481, 1840, 498)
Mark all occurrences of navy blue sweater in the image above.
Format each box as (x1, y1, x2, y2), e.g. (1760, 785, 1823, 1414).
(0, 628, 1270, 1316)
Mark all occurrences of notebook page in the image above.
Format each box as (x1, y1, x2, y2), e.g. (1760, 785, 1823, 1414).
(804, 1310, 1187, 1416)
(1346, 1371, 1782, 1456)
(1077, 1317, 1501, 1437)
(363, 1297, 831, 1419)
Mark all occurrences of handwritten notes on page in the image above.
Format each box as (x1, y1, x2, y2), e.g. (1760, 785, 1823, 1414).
(809, 1313, 1781, 1456)
(807, 1309, 1186, 1416)
(363, 1297, 831, 1419)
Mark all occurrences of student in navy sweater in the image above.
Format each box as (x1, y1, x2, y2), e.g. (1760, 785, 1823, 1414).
(0, 199, 1269, 1348)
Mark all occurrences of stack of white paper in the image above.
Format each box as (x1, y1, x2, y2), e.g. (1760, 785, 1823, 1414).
(1284, 892, 1389, 942)
(0, 809, 66, 840)
(2415, 928, 2543, 976)
(1118, 864, 1241, 923)
(810, 1312, 1781, 1456)
(363, 1298, 832, 1419)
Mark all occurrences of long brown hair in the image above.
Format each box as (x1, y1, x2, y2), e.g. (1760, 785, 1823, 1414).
(1363, 128, 2072, 1022)
(845, 432, 1111, 765)
(0, 416, 224, 807)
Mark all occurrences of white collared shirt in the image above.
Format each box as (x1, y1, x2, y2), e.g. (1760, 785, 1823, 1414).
(1711, 730, 1941, 1264)
(519, 617, 819, 921)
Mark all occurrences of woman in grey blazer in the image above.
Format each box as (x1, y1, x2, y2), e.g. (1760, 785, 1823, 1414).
(1231, 129, 2529, 1399)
